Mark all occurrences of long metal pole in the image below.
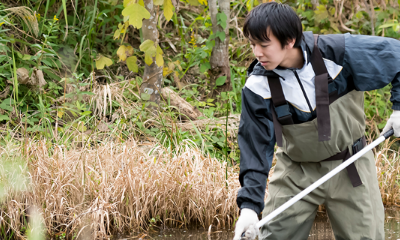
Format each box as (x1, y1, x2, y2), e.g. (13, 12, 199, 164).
(255, 129, 394, 229)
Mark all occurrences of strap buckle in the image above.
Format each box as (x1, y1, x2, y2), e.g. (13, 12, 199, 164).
(352, 137, 365, 154)
(274, 104, 292, 120)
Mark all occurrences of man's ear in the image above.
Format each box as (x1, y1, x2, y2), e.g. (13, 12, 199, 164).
(285, 38, 296, 49)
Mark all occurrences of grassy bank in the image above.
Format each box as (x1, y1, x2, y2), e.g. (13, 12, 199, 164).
(0, 137, 240, 239)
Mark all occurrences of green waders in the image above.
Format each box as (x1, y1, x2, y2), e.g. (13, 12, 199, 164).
(260, 91, 384, 240)
(260, 35, 384, 240)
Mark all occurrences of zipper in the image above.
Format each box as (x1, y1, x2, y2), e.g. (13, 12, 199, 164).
(292, 70, 314, 114)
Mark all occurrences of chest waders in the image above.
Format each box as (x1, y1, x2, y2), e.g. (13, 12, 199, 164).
(260, 36, 384, 240)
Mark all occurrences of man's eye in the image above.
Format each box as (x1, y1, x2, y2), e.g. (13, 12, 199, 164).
(261, 45, 268, 48)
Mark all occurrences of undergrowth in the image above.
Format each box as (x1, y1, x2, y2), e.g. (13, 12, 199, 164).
(0, 137, 240, 239)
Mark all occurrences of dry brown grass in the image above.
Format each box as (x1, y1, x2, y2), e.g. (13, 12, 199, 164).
(374, 137, 400, 206)
(1, 119, 400, 239)
(0, 139, 239, 239)
(3, 6, 39, 37)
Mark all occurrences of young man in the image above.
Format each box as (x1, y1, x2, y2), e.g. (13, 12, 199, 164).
(233, 2, 400, 240)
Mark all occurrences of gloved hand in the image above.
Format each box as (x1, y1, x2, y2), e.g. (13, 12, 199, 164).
(381, 110, 400, 137)
(233, 208, 259, 240)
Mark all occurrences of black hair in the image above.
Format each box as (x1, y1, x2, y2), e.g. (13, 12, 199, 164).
(243, 2, 303, 48)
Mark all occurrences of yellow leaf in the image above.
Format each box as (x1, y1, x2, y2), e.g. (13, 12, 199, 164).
(117, 45, 128, 61)
(122, 3, 150, 29)
(114, 22, 129, 40)
(140, 39, 157, 57)
(163, 67, 173, 76)
(0, 22, 4, 27)
(187, 0, 200, 6)
(126, 56, 138, 72)
(123, 0, 136, 7)
(156, 53, 164, 67)
(153, 0, 163, 5)
(163, 0, 174, 22)
(126, 46, 134, 56)
(117, 45, 134, 62)
(95, 55, 113, 69)
(138, 0, 144, 6)
(122, 21, 130, 33)
(57, 109, 65, 118)
(156, 45, 163, 55)
(145, 54, 153, 65)
(155, 45, 164, 66)
(163, 62, 175, 76)
(140, 39, 154, 51)
(113, 29, 121, 40)
(198, 0, 207, 5)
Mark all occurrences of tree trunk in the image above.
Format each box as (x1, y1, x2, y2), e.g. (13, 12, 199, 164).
(141, 0, 163, 104)
(209, 0, 231, 95)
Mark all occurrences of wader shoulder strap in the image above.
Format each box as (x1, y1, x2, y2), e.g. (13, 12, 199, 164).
(311, 34, 331, 141)
(268, 76, 294, 147)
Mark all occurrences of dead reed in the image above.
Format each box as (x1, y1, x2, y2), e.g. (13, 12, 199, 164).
(1, 121, 400, 239)
(374, 137, 400, 206)
(0, 139, 240, 239)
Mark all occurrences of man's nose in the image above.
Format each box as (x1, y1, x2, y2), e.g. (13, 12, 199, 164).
(253, 45, 263, 57)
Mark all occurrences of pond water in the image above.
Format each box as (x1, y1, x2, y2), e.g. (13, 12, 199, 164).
(120, 208, 400, 239)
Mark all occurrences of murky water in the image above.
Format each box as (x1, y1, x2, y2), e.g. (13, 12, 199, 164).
(119, 209, 400, 239)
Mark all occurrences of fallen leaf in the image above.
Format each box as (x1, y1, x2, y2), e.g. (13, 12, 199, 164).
(34, 69, 46, 87)
(16, 68, 30, 84)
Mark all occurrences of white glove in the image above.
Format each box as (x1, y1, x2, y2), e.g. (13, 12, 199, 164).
(381, 110, 400, 137)
(233, 208, 259, 240)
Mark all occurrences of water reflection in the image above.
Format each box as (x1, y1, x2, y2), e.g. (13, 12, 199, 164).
(120, 209, 400, 239)
(308, 218, 334, 240)
(385, 208, 400, 239)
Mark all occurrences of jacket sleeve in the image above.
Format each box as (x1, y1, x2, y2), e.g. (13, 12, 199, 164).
(341, 33, 400, 110)
(236, 86, 275, 215)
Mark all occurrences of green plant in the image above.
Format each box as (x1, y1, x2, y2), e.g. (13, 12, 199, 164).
(364, 85, 392, 136)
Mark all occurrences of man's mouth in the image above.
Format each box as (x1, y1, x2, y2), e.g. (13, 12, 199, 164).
(259, 61, 269, 66)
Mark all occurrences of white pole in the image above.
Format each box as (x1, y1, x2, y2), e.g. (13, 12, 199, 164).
(256, 133, 391, 229)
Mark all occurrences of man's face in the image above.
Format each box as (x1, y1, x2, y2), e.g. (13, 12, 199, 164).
(249, 31, 293, 70)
